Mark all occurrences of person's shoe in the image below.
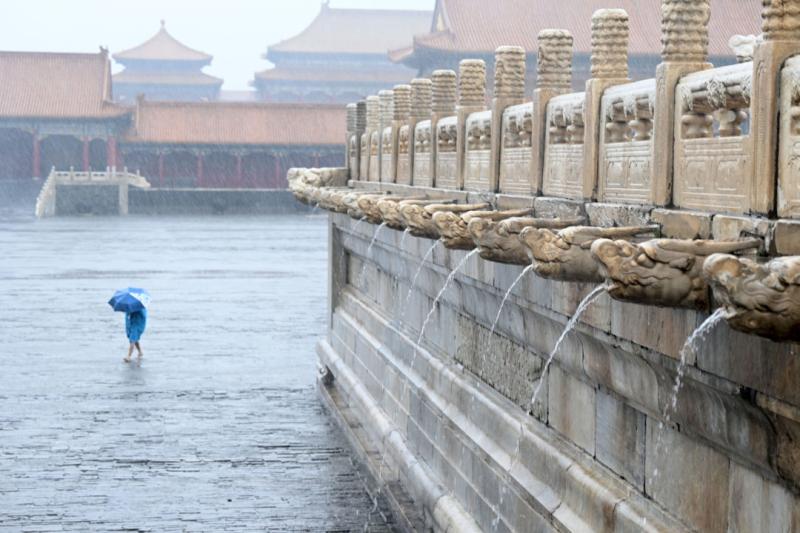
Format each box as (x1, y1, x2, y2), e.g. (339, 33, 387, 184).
(123, 357, 131, 363)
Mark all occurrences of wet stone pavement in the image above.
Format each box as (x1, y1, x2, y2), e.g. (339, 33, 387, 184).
(0, 210, 391, 532)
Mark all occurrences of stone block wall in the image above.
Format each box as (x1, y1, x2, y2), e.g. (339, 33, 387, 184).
(319, 211, 800, 532)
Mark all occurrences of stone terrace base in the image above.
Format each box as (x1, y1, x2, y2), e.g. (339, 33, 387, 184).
(319, 211, 800, 532)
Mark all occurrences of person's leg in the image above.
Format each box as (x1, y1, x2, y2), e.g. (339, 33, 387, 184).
(125, 343, 134, 362)
(135, 342, 143, 358)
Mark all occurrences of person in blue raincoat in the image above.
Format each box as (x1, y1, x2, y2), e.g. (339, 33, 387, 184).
(124, 308, 147, 362)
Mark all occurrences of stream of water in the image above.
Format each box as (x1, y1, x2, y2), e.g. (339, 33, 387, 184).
(400, 240, 439, 320)
(358, 221, 387, 287)
(483, 264, 534, 372)
(648, 308, 726, 486)
(412, 249, 479, 368)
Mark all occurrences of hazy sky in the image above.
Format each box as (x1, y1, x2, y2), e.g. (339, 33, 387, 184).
(1, 0, 435, 91)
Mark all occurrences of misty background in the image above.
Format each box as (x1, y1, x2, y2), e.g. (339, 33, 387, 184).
(0, 0, 435, 90)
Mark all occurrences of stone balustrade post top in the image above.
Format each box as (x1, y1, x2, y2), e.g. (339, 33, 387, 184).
(365, 95, 380, 131)
(432, 69, 458, 114)
(537, 29, 574, 92)
(411, 78, 433, 120)
(762, 0, 800, 41)
(660, 0, 710, 62)
(458, 59, 487, 107)
(494, 45, 526, 99)
(392, 84, 412, 121)
(591, 8, 630, 79)
(378, 90, 394, 125)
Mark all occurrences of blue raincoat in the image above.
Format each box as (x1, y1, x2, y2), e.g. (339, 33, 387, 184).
(125, 309, 147, 342)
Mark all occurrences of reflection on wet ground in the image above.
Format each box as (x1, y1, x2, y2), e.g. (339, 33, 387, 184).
(0, 211, 390, 531)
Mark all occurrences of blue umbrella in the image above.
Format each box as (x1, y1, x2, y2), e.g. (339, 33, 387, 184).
(108, 287, 151, 313)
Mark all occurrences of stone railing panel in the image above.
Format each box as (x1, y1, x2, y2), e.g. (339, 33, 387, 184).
(435, 116, 459, 189)
(599, 79, 657, 204)
(673, 62, 753, 213)
(779, 55, 800, 218)
(463, 110, 493, 191)
(542, 92, 586, 199)
(499, 102, 535, 195)
(413, 120, 434, 187)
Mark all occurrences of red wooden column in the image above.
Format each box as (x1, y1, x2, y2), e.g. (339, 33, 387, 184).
(107, 136, 118, 170)
(235, 153, 243, 188)
(157, 152, 165, 187)
(196, 152, 205, 187)
(32, 134, 41, 179)
(82, 138, 90, 171)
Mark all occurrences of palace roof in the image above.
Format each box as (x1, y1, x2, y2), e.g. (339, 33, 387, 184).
(268, 5, 432, 57)
(114, 22, 212, 63)
(395, 0, 761, 62)
(113, 69, 223, 87)
(0, 50, 127, 119)
(126, 100, 346, 146)
(254, 65, 417, 85)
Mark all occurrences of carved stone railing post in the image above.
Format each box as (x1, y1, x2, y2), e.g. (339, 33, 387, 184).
(346, 103, 358, 179)
(531, 30, 574, 195)
(353, 101, 366, 180)
(431, 69, 457, 188)
(456, 59, 487, 190)
(378, 89, 394, 183)
(490, 46, 526, 192)
(364, 95, 380, 181)
(653, 0, 712, 206)
(755, 0, 800, 215)
(582, 9, 631, 200)
(411, 78, 433, 187)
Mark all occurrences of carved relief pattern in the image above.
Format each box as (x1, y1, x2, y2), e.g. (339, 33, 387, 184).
(432, 70, 458, 115)
(661, 0, 710, 62)
(436, 117, 459, 189)
(543, 93, 585, 199)
(464, 111, 492, 191)
(675, 63, 753, 212)
(368, 131, 380, 181)
(366, 96, 380, 132)
(591, 9, 630, 79)
(537, 29, 573, 92)
(411, 78, 433, 123)
(359, 132, 370, 180)
(459, 60, 487, 107)
(378, 90, 394, 128)
(762, 0, 800, 41)
(500, 103, 534, 194)
(393, 85, 411, 121)
(380, 127, 393, 181)
(494, 46, 526, 100)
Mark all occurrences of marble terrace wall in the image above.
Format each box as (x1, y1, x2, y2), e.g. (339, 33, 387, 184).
(294, 1, 800, 531)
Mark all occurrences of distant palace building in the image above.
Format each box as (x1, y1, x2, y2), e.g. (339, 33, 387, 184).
(391, 0, 762, 89)
(0, 50, 129, 179)
(253, 4, 431, 103)
(113, 21, 223, 103)
(0, 51, 343, 187)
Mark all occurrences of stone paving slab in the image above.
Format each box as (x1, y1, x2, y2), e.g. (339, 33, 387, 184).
(0, 212, 391, 532)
